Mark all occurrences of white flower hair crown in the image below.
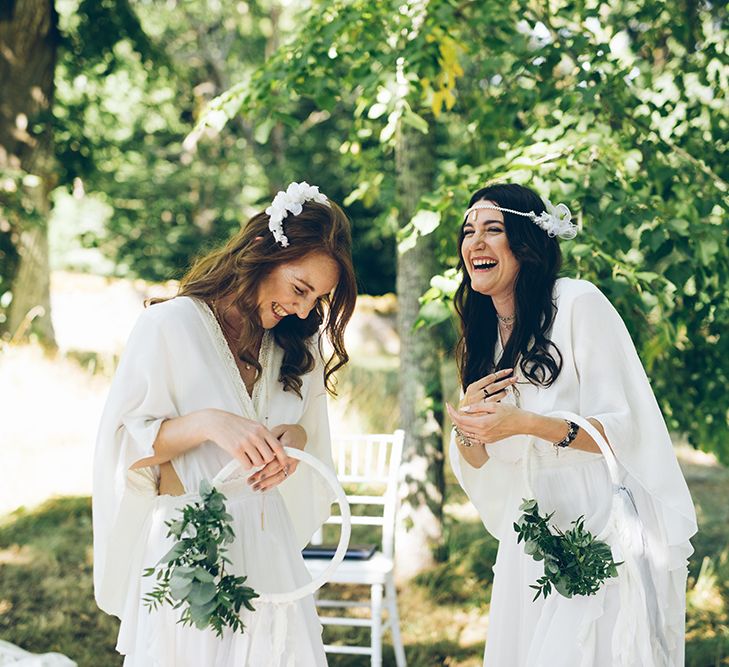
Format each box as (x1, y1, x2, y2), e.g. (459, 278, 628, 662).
(265, 181, 330, 247)
(464, 198, 578, 240)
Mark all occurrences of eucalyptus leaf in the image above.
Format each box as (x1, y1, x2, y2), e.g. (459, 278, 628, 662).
(157, 541, 185, 565)
(189, 581, 217, 606)
(169, 577, 193, 601)
(190, 597, 218, 618)
(192, 568, 213, 583)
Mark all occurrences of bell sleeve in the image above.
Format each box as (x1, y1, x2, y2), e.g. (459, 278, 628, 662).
(571, 286, 698, 651)
(92, 306, 180, 617)
(571, 287, 696, 553)
(449, 429, 520, 541)
(277, 343, 337, 548)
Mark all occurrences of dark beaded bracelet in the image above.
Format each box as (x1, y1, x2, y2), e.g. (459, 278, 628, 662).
(554, 419, 579, 449)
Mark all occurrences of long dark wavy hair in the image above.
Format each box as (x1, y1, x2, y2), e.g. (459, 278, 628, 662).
(454, 183, 563, 391)
(153, 200, 357, 397)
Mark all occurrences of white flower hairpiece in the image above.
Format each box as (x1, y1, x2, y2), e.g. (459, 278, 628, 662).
(264, 181, 330, 247)
(464, 198, 578, 240)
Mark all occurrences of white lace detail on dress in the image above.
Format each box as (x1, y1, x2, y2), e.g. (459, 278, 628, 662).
(195, 298, 275, 482)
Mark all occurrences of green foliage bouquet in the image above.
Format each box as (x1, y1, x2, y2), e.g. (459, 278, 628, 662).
(514, 499, 621, 601)
(143, 479, 259, 636)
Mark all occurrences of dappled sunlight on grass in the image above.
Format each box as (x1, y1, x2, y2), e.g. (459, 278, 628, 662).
(0, 497, 121, 666)
(686, 552, 729, 665)
(0, 544, 35, 566)
(2, 446, 728, 665)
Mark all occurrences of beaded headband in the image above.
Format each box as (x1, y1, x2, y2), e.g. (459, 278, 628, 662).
(464, 198, 578, 239)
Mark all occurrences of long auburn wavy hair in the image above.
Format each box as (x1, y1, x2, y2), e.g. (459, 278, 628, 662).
(454, 183, 563, 391)
(153, 200, 357, 397)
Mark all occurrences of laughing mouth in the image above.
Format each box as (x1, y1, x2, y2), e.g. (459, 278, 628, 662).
(473, 258, 498, 271)
(272, 302, 289, 319)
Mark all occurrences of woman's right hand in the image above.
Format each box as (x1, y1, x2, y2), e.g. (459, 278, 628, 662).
(460, 368, 517, 410)
(200, 408, 287, 470)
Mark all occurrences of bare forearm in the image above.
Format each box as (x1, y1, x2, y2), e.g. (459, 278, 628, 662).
(272, 423, 307, 450)
(522, 413, 607, 454)
(130, 410, 211, 469)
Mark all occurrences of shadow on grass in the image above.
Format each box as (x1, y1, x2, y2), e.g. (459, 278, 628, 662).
(323, 635, 483, 666)
(0, 497, 122, 667)
(2, 467, 728, 667)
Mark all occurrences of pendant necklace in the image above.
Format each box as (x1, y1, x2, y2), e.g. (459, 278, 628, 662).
(496, 312, 516, 330)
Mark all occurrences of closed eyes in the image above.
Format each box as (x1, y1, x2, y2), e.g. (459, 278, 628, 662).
(463, 225, 504, 236)
(293, 283, 329, 305)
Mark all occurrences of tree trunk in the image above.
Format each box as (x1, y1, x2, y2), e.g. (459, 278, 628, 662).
(0, 0, 58, 344)
(394, 120, 445, 579)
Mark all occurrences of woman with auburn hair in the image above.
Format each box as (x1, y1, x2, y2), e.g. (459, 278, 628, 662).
(93, 182, 357, 666)
(447, 183, 696, 666)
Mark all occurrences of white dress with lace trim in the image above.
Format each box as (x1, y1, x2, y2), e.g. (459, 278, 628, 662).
(450, 278, 696, 667)
(93, 296, 335, 666)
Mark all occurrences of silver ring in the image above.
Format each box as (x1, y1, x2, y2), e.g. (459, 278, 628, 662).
(283, 465, 289, 478)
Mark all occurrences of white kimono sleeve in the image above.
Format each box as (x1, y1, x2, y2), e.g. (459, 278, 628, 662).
(571, 287, 697, 558)
(571, 287, 697, 652)
(449, 429, 520, 541)
(92, 307, 180, 617)
(277, 347, 337, 548)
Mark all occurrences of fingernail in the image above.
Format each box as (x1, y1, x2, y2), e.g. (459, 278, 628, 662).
(462, 405, 471, 413)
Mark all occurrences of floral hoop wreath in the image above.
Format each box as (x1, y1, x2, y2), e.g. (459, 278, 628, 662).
(213, 447, 351, 603)
(265, 181, 330, 247)
(519, 413, 649, 607)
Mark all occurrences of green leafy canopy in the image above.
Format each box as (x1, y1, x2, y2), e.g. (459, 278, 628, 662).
(195, 0, 729, 462)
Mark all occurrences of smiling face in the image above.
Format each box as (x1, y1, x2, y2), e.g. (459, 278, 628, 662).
(256, 250, 340, 329)
(461, 201, 520, 302)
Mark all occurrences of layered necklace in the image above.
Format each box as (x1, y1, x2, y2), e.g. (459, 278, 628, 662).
(496, 312, 516, 330)
(495, 310, 520, 405)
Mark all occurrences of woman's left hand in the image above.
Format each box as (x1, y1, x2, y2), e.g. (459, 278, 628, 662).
(247, 424, 307, 491)
(446, 401, 528, 444)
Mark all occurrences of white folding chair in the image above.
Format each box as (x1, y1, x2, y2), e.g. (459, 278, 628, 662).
(304, 430, 407, 667)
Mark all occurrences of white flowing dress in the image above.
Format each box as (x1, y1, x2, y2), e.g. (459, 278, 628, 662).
(93, 296, 335, 667)
(451, 277, 697, 667)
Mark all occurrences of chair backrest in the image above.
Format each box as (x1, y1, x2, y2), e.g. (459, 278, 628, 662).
(314, 430, 405, 559)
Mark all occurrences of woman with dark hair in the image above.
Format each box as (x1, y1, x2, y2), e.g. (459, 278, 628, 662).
(447, 183, 696, 666)
(93, 182, 357, 666)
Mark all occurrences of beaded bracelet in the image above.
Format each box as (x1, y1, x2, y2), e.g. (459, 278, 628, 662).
(554, 419, 580, 450)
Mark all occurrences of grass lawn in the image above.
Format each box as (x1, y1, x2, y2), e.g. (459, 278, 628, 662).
(1, 455, 727, 666)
